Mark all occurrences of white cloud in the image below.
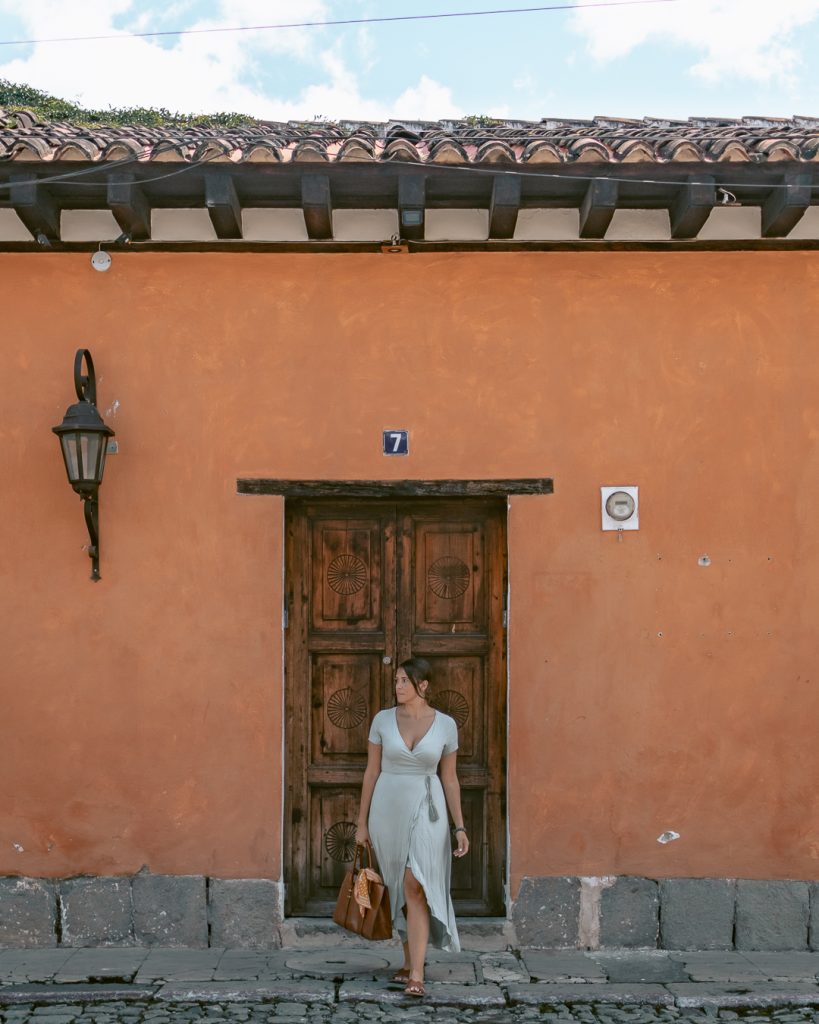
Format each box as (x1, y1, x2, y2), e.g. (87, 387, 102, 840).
(0, 0, 462, 121)
(569, 0, 819, 83)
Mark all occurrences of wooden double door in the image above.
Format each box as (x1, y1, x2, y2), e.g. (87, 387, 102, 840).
(284, 498, 507, 917)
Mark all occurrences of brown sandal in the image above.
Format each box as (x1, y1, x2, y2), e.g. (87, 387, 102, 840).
(392, 967, 411, 983)
(404, 979, 426, 997)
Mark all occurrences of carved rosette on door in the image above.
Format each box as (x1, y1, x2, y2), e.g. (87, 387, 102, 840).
(285, 499, 506, 917)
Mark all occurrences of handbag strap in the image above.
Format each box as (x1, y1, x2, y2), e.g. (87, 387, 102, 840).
(352, 841, 380, 874)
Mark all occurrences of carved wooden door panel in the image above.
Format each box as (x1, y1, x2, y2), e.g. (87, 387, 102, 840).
(284, 498, 506, 917)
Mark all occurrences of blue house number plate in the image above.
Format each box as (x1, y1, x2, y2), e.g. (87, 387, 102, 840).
(383, 430, 409, 456)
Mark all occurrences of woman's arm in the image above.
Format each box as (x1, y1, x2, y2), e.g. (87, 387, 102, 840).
(440, 752, 470, 858)
(355, 740, 382, 844)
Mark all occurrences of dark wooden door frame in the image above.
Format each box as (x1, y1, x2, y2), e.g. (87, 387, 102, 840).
(282, 495, 509, 917)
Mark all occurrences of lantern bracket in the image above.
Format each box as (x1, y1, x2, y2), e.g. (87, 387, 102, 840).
(84, 497, 100, 581)
(74, 348, 97, 405)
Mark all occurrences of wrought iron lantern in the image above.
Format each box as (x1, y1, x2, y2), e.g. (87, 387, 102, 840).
(52, 349, 115, 581)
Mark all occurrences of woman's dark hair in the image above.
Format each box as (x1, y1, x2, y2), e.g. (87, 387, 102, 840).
(398, 657, 431, 694)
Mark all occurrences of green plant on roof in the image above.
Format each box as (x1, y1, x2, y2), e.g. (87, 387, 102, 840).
(0, 79, 258, 129)
(461, 114, 503, 127)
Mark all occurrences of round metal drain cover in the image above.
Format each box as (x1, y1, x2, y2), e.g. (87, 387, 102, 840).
(285, 950, 391, 975)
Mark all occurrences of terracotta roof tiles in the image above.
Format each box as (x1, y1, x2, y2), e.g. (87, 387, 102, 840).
(2, 113, 819, 166)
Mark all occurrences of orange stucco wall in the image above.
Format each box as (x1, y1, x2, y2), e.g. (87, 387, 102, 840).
(2, 251, 819, 901)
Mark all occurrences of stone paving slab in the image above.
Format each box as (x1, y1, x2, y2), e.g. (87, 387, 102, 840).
(337, 978, 505, 1006)
(133, 948, 225, 982)
(666, 952, 769, 982)
(155, 980, 335, 1003)
(521, 951, 608, 982)
(479, 951, 530, 983)
(52, 949, 148, 983)
(740, 953, 819, 980)
(507, 982, 674, 1005)
(667, 983, 819, 1008)
(0, 984, 157, 1004)
(0, 951, 77, 984)
(591, 955, 690, 984)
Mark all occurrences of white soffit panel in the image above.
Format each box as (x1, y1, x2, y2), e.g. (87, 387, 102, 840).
(425, 209, 489, 241)
(242, 209, 308, 241)
(0, 209, 33, 241)
(514, 209, 580, 240)
(151, 209, 218, 241)
(606, 209, 671, 241)
(698, 206, 762, 240)
(788, 206, 819, 240)
(333, 209, 399, 241)
(60, 210, 120, 241)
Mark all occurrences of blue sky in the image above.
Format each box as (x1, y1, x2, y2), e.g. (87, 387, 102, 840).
(0, 1, 818, 121)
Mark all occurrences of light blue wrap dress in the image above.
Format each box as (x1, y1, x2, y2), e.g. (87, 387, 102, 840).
(367, 707, 461, 952)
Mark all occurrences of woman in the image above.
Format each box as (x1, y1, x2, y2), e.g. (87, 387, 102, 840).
(355, 657, 469, 998)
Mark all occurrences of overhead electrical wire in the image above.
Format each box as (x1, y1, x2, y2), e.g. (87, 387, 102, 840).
(0, 0, 679, 47)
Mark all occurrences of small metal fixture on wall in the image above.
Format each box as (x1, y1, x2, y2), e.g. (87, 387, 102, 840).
(52, 350, 115, 581)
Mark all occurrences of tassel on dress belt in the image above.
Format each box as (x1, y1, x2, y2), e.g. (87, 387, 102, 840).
(425, 775, 439, 822)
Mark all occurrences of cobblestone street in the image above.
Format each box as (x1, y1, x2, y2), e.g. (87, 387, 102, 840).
(4, 948, 819, 1023)
(3, 1003, 819, 1024)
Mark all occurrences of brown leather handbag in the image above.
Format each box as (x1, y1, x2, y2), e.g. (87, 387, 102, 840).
(332, 841, 392, 941)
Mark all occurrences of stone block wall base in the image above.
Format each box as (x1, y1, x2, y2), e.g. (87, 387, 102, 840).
(2, 873, 818, 949)
(0, 873, 281, 949)
(511, 876, 819, 951)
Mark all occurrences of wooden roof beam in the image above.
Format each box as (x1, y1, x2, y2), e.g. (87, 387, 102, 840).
(579, 178, 618, 239)
(398, 175, 425, 241)
(489, 174, 521, 239)
(10, 174, 59, 242)
(670, 175, 715, 239)
(762, 173, 811, 238)
(301, 173, 332, 240)
(107, 173, 151, 240)
(205, 172, 243, 239)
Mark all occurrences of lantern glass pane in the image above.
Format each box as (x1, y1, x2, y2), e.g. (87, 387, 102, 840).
(61, 433, 80, 482)
(80, 434, 102, 482)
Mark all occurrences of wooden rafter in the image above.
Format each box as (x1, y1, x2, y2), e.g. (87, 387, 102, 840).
(398, 175, 425, 241)
(670, 175, 716, 239)
(579, 178, 618, 239)
(489, 175, 521, 239)
(107, 174, 151, 241)
(10, 174, 59, 241)
(205, 172, 243, 239)
(762, 173, 812, 238)
(301, 173, 332, 240)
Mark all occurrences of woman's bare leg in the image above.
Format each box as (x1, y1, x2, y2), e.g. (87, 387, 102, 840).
(403, 867, 429, 982)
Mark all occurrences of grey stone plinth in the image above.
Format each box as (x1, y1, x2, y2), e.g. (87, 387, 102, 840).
(735, 880, 809, 951)
(0, 878, 56, 948)
(59, 877, 132, 947)
(132, 874, 207, 948)
(339, 979, 506, 1006)
(208, 878, 281, 949)
(156, 979, 334, 1003)
(512, 877, 580, 948)
(599, 876, 659, 948)
(659, 878, 735, 950)
(0, 983, 156, 1004)
(507, 982, 674, 1005)
(668, 982, 819, 1007)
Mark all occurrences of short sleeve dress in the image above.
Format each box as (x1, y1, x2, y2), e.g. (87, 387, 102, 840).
(367, 707, 460, 952)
